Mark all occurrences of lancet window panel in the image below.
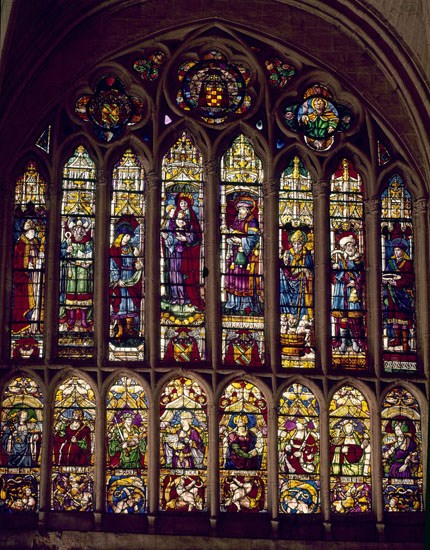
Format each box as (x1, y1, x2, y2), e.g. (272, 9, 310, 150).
(0, 376, 43, 513)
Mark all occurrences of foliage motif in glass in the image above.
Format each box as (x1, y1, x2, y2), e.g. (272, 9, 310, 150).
(283, 85, 352, 152)
(133, 51, 166, 81)
(219, 380, 267, 512)
(58, 146, 96, 358)
(0, 376, 43, 512)
(109, 149, 146, 361)
(381, 175, 416, 373)
(265, 56, 295, 88)
(51, 376, 95, 511)
(176, 50, 252, 124)
(106, 376, 148, 513)
(279, 157, 315, 368)
(330, 159, 367, 369)
(75, 76, 144, 142)
(159, 377, 208, 511)
(220, 135, 264, 367)
(11, 162, 47, 359)
(278, 383, 320, 514)
(381, 386, 423, 511)
(160, 132, 205, 363)
(329, 385, 371, 513)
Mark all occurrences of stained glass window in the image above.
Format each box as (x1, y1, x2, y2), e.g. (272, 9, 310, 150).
(109, 149, 146, 361)
(160, 132, 205, 363)
(220, 135, 264, 368)
(176, 51, 252, 124)
(51, 376, 95, 511)
(329, 385, 371, 513)
(106, 376, 148, 513)
(381, 175, 416, 373)
(11, 162, 47, 359)
(279, 157, 315, 368)
(219, 380, 267, 512)
(58, 146, 96, 358)
(278, 383, 320, 513)
(381, 386, 423, 511)
(330, 159, 367, 369)
(0, 376, 43, 512)
(159, 377, 208, 511)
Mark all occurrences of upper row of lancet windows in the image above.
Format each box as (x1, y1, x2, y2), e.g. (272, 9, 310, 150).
(11, 134, 416, 375)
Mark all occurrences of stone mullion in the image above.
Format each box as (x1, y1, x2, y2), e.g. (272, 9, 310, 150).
(413, 198, 429, 377)
(146, 171, 161, 369)
(364, 197, 382, 377)
(313, 180, 330, 373)
(263, 176, 279, 372)
(208, 402, 219, 531)
(94, 168, 108, 369)
(146, 170, 161, 524)
(204, 158, 220, 371)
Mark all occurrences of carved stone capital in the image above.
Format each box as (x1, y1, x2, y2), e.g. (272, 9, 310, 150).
(204, 159, 217, 177)
(413, 197, 428, 216)
(146, 171, 160, 191)
(263, 178, 277, 196)
(313, 179, 329, 198)
(364, 197, 379, 215)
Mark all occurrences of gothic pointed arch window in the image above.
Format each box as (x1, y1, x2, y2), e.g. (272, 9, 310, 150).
(381, 175, 416, 373)
(329, 385, 371, 513)
(106, 375, 148, 513)
(51, 376, 96, 511)
(219, 380, 267, 512)
(11, 162, 47, 359)
(220, 135, 264, 368)
(279, 157, 314, 368)
(109, 149, 146, 361)
(330, 159, 367, 369)
(159, 377, 208, 511)
(381, 386, 423, 512)
(57, 146, 96, 358)
(0, 13, 428, 544)
(278, 382, 320, 514)
(0, 375, 43, 512)
(160, 133, 206, 364)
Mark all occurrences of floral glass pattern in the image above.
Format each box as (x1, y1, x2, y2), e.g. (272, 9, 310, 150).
(133, 51, 166, 81)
